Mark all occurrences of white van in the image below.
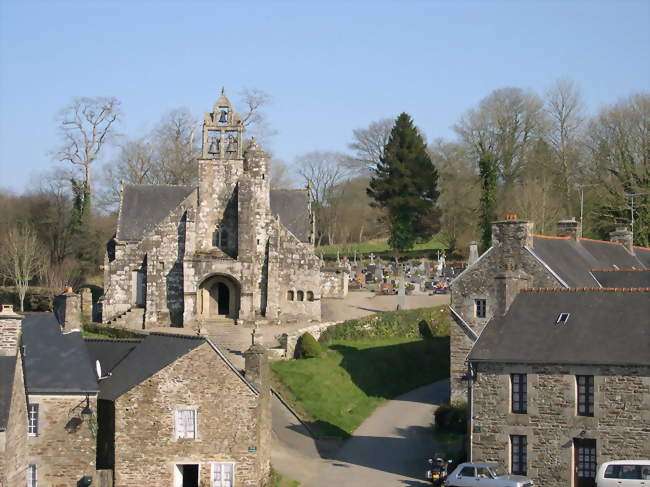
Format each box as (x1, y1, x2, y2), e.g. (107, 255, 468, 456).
(596, 460, 650, 486)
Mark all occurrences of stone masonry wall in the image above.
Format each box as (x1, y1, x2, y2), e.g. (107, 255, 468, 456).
(320, 270, 348, 299)
(449, 220, 561, 401)
(114, 342, 267, 486)
(3, 354, 27, 487)
(471, 362, 650, 486)
(0, 314, 21, 356)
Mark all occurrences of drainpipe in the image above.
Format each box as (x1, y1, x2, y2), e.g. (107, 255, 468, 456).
(466, 361, 474, 462)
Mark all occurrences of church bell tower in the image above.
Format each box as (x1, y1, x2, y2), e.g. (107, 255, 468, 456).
(202, 88, 244, 160)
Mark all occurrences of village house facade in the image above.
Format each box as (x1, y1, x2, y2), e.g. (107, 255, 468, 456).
(449, 215, 650, 402)
(1, 292, 272, 487)
(102, 90, 346, 332)
(467, 288, 650, 487)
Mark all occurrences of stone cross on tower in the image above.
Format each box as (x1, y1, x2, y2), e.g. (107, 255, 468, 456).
(202, 88, 244, 160)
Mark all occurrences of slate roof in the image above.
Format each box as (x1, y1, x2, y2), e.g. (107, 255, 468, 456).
(592, 270, 650, 288)
(0, 356, 16, 430)
(116, 184, 195, 241)
(531, 236, 647, 287)
(635, 247, 650, 268)
(21, 314, 99, 394)
(84, 334, 205, 400)
(469, 289, 650, 366)
(270, 189, 311, 242)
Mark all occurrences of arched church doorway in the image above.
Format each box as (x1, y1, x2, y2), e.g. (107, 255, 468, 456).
(198, 275, 239, 320)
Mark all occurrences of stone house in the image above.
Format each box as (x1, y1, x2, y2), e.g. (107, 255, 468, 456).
(467, 288, 650, 487)
(449, 215, 650, 402)
(102, 89, 346, 332)
(1, 309, 99, 487)
(84, 331, 270, 487)
(1, 295, 271, 487)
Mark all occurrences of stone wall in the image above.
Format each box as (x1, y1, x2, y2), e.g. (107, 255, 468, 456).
(320, 270, 348, 299)
(471, 362, 650, 486)
(449, 220, 561, 401)
(113, 342, 269, 486)
(3, 355, 27, 487)
(281, 321, 339, 359)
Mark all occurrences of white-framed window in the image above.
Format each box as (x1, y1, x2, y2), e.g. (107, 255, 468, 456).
(28, 404, 39, 436)
(211, 462, 235, 487)
(174, 408, 197, 440)
(475, 299, 487, 318)
(27, 464, 37, 487)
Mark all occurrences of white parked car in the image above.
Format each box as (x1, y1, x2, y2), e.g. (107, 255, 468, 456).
(596, 460, 650, 486)
(445, 462, 533, 487)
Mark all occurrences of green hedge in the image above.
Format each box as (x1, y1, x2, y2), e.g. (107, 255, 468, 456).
(82, 323, 145, 339)
(319, 305, 449, 344)
(0, 288, 51, 312)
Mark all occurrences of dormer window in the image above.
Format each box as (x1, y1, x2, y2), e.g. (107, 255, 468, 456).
(556, 313, 570, 325)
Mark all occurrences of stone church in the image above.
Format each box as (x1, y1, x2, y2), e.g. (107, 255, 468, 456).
(102, 90, 343, 330)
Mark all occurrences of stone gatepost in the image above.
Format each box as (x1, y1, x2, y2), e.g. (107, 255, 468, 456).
(80, 287, 93, 323)
(54, 288, 82, 331)
(0, 304, 22, 356)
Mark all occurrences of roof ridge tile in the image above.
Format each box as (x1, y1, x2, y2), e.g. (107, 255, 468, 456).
(522, 287, 650, 293)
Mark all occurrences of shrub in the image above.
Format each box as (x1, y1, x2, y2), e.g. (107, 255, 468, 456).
(319, 306, 449, 344)
(298, 332, 321, 359)
(434, 402, 467, 434)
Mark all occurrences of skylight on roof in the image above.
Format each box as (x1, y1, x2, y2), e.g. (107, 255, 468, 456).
(556, 313, 570, 325)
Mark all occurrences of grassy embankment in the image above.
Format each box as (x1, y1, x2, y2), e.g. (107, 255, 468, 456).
(271, 306, 450, 438)
(268, 468, 300, 487)
(317, 236, 447, 260)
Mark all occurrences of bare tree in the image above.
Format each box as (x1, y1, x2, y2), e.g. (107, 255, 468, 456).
(545, 78, 585, 213)
(0, 224, 44, 312)
(54, 97, 121, 192)
(238, 88, 276, 146)
(269, 158, 294, 189)
(345, 118, 393, 175)
(296, 151, 350, 245)
(152, 108, 200, 185)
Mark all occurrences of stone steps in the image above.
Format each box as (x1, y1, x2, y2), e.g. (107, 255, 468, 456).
(105, 307, 145, 330)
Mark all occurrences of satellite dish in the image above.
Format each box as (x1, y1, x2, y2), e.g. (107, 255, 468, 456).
(95, 360, 111, 381)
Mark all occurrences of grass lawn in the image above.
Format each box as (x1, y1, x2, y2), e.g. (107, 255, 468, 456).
(317, 236, 447, 258)
(268, 468, 300, 487)
(271, 335, 449, 438)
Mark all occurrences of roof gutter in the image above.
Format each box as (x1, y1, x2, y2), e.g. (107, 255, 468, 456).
(524, 246, 569, 288)
(448, 306, 479, 341)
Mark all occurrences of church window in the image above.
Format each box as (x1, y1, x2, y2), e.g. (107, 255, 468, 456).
(287, 290, 294, 301)
(212, 227, 229, 248)
(307, 291, 314, 301)
(297, 291, 304, 302)
(475, 299, 486, 318)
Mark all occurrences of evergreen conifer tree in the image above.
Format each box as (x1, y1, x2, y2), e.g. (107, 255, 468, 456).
(367, 113, 441, 256)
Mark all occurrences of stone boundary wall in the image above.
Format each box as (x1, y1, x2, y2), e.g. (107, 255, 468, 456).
(280, 321, 340, 359)
(320, 270, 348, 299)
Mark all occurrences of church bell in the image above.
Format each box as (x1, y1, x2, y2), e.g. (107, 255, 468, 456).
(208, 137, 219, 155)
(219, 110, 228, 123)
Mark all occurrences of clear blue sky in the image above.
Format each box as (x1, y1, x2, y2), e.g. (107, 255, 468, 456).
(1, 0, 648, 192)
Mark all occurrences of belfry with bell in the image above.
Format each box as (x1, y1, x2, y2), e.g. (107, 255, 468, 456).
(202, 88, 243, 160)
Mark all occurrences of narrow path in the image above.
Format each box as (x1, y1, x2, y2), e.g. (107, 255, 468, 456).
(272, 379, 450, 486)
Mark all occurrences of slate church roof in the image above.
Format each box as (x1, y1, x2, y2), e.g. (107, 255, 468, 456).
(21, 314, 99, 394)
(469, 288, 650, 366)
(116, 184, 312, 244)
(116, 184, 195, 241)
(270, 189, 311, 242)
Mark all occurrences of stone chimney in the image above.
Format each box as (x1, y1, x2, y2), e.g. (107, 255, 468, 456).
(492, 214, 534, 250)
(0, 304, 22, 356)
(468, 241, 479, 265)
(53, 288, 82, 331)
(243, 332, 269, 394)
(494, 262, 531, 317)
(80, 287, 93, 323)
(556, 217, 582, 241)
(610, 227, 634, 254)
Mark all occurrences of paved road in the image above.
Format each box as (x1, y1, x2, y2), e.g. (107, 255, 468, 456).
(272, 379, 450, 487)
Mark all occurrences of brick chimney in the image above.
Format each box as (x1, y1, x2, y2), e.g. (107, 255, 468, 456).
(54, 288, 82, 331)
(557, 217, 582, 241)
(609, 227, 634, 254)
(492, 214, 534, 249)
(0, 304, 22, 356)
